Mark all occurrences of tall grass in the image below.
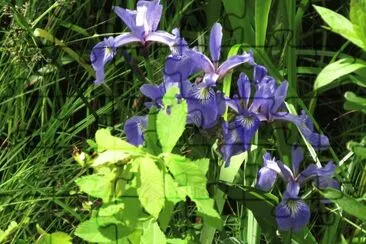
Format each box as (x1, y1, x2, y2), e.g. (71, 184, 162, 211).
(0, 0, 365, 243)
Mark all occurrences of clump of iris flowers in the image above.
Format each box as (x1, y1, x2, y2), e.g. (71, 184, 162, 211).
(221, 66, 330, 166)
(256, 145, 339, 231)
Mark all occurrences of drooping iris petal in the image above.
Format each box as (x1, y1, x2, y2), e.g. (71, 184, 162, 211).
(221, 122, 245, 167)
(237, 73, 251, 108)
(291, 145, 304, 176)
(234, 112, 260, 151)
(90, 37, 118, 85)
(217, 51, 255, 77)
(124, 116, 148, 146)
(187, 81, 218, 128)
(316, 176, 340, 190)
(273, 111, 330, 150)
(140, 83, 164, 108)
(275, 196, 310, 232)
(145, 30, 176, 46)
(298, 161, 337, 184)
(209, 23, 223, 63)
(114, 33, 141, 47)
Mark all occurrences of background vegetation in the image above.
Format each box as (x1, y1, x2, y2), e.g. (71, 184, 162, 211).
(0, 0, 365, 243)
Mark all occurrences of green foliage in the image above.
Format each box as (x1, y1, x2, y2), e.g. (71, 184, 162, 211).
(157, 87, 188, 153)
(344, 92, 366, 113)
(320, 188, 366, 222)
(137, 157, 165, 219)
(36, 232, 72, 244)
(313, 5, 366, 50)
(314, 58, 366, 91)
(73, 91, 218, 242)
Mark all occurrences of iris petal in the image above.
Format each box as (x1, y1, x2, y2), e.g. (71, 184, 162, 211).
(234, 112, 260, 151)
(256, 167, 278, 191)
(217, 52, 255, 77)
(291, 145, 304, 176)
(237, 72, 251, 108)
(209, 23, 223, 62)
(124, 116, 148, 146)
(275, 197, 310, 232)
(90, 37, 117, 85)
(137, 0, 162, 32)
(273, 112, 330, 150)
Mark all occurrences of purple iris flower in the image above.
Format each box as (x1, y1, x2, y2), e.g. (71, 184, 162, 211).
(124, 116, 147, 146)
(140, 75, 226, 129)
(90, 0, 177, 85)
(221, 66, 330, 166)
(256, 146, 339, 232)
(186, 22, 255, 83)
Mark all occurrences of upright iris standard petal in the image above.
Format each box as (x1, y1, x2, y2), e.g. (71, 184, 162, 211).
(137, 0, 162, 33)
(253, 65, 268, 85)
(209, 23, 223, 63)
(186, 48, 215, 74)
(271, 81, 288, 113)
(113, 7, 142, 38)
(237, 73, 251, 108)
(275, 194, 310, 232)
(90, 37, 118, 85)
(256, 153, 279, 191)
(124, 116, 147, 146)
(291, 145, 304, 176)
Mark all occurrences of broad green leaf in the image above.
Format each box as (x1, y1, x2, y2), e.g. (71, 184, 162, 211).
(195, 199, 222, 229)
(0, 221, 17, 243)
(92, 150, 130, 167)
(145, 107, 162, 155)
(314, 58, 366, 91)
(157, 88, 187, 153)
(37, 232, 72, 244)
(192, 158, 210, 176)
(75, 217, 129, 243)
(75, 167, 115, 202)
(350, 0, 366, 47)
(313, 5, 366, 50)
(95, 128, 140, 153)
(141, 220, 166, 244)
(320, 188, 366, 222)
(137, 157, 165, 218)
(344, 91, 366, 113)
(164, 154, 221, 228)
(98, 202, 125, 217)
(255, 0, 272, 48)
(164, 154, 206, 186)
(164, 174, 184, 203)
